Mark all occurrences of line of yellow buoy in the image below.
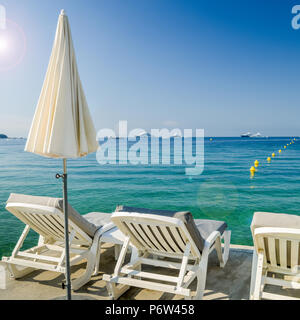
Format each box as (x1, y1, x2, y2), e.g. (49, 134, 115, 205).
(250, 138, 297, 177)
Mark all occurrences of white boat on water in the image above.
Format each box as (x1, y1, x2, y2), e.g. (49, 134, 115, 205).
(241, 132, 266, 138)
(130, 129, 149, 138)
(171, 130, 182, 138)
(250, 132, 265, 138)
(241, 132, 251, 137)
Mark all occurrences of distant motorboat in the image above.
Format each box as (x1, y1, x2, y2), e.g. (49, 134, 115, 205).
(241, 132, 252, 138)
(171, 133, 181, 138)
(250, 132, 264, 138)
(130, 129, 149, 138)
(241, 132, 266, 138)
(171, 130, 182, 138)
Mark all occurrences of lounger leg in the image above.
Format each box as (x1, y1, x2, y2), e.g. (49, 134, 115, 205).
(6, 264, 35, 279)
(128, 247, 141, 279)
(72, 229, 102, 291)
(2, 225, 35, 279)
(106, 282, 115, 299)
(252, 252, 264, 300)
(215, 236, 224, 267)
(105, 237, 131, 299)
(72, 256, 96, 291)
(130, 247, 139, 263)
(249, 250, 258, 300)
(222, 230, 231, 268)
(107, 283, 130, 300)
(0, 262, 10, 289)
(193, 261, 208, 300)
(93, 241, 102, 276)
(215, 230, 231, 268)
(114, 244, 121, 260)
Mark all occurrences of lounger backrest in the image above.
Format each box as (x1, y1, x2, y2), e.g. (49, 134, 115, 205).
(111, 212, 201, 258)
(5, 193, 96, 246)
(6, 203, 92, 246)
(115, 205, 206, 252)
(254, 227, 300, 271)
(251, 212, 300, 271)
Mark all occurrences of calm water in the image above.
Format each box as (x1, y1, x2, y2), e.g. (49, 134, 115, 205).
(0, 137, 299, 258)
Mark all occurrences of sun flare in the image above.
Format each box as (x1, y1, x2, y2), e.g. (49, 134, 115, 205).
(0, 36, 8, 53)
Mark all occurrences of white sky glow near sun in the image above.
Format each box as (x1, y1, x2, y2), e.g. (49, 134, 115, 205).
(0, 35, 9, 54)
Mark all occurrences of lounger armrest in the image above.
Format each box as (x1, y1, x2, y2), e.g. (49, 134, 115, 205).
(202, 230, 221, 257)
(97, 222, 116, 235)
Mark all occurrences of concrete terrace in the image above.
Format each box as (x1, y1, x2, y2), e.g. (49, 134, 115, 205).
(0, 244, 300, 300)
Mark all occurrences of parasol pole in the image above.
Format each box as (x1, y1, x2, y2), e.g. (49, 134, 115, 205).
(56, 159, 72, 300)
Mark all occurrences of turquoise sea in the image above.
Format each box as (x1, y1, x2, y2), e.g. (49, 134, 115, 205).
(0, 137, 299, 258)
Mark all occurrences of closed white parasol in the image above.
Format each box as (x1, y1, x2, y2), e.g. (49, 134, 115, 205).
(25, 10, 98, 300)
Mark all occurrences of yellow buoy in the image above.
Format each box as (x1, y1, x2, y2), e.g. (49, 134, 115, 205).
(210, 138, 213, 141)
(267, 157, 271, 162)
(250, 166, 256, 173)
(254, 160, 259, 167)
(279, 150, 282, 153)
(272, 153, 275, 157)
(284, 146, 286, 149)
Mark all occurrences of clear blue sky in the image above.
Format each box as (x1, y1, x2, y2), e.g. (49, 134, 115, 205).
(1, 0, 300, 137)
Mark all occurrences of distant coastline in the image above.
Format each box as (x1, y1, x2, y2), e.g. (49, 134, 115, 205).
(0, 134, 25, 139)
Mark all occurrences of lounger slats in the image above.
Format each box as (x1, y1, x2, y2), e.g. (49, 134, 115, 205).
(268, 237, 277, 266)
(258, 235, 300, 270)
(176, 227, 188, 248)
(9, 205, 92, 246)
(136, 224, 160, 251)
(252, 221, 300, 300)
(257, 236, 265, 256)
(145, 225, 166, 252)
(46, 215, 65, 234)
(150, 226, 172, 252)
(166, 226, 184, 253)
(169, 226, 186, 252)
(121, 220, 186, 254)
(159, 226, 179, 253)
(115, 216, 202, 256)
(22, 213, 53, 238)
(49, 214, 88, 244)
(157, 226, 176, 252)
(279, 239, 287, 269)
(126, 222, 149, 249)
(14, 208, 60, 240)
(291, 241, 298, 270)
(38, 214, 65, 239)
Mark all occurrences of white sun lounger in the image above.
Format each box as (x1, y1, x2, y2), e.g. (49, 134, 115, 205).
(1, 193, 114, 290)
(103, 206, 231, 300)
(250, 212, 300, 300)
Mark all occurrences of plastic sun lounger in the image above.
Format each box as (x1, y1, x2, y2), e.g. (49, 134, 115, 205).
(1, 193, 114, 291)
(103, 208, 231, 300)
(250, 211, 300, 300)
